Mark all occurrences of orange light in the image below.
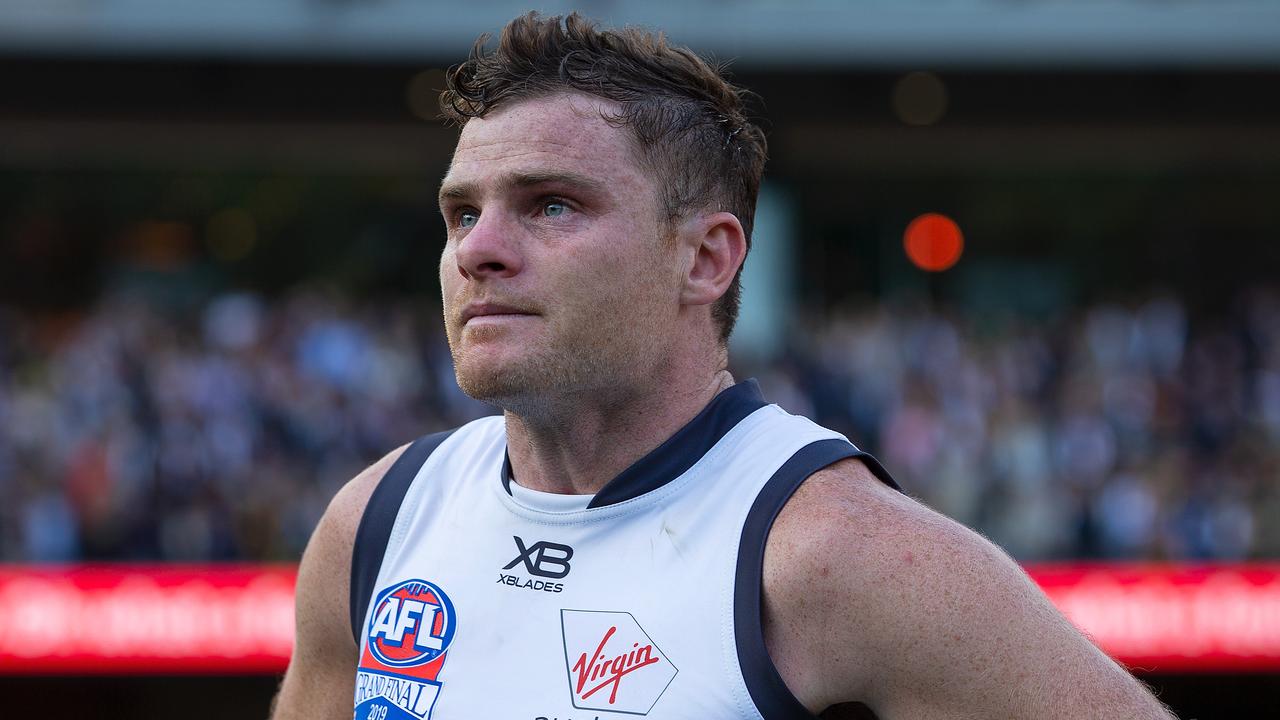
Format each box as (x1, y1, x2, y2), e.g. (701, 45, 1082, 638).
(904, 212, 964, 272)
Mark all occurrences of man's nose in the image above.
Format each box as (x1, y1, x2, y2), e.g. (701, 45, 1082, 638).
(453, 212, 523, 280)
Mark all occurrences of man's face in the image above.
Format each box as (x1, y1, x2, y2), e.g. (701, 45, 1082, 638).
(438, 93, 680, 410)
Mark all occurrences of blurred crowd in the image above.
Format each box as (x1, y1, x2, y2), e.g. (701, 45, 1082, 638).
(753, 290, 1280, 561)
(2, 287, 1278, 563)
(0, 291, 492, 563)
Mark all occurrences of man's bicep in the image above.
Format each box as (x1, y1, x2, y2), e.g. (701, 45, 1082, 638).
(271, 497, 360, 719)
(271, 447, 405, 720)
(843, 502, 1172, 719)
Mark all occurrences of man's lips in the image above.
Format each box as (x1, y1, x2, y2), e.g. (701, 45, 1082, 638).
(460, 303, 539, 325)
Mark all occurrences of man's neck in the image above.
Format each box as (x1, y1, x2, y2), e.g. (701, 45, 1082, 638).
(504, 368, 736, 496)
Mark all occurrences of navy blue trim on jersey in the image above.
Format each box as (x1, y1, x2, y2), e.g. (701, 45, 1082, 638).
(349, 429, 456, 644)
(499, 379, 769, 508)
(854, 452, 900, 492)
(501, 450, 514, 495)
(589, 379, 768, 507)
(734, 439, 900, 719)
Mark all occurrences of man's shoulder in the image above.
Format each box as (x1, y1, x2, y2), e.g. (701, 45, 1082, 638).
(766, 455, 1008, 622)
(762, 455, 1173, 717)
(323, 442, 415, 547)
(762, 456, 1027, 706)
(764, 456, 925, 618)
(333, 417, 504, 526)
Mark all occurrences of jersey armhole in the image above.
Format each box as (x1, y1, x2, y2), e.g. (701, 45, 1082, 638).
(349, 429, 456, 643)
(733, 439, 901, 719)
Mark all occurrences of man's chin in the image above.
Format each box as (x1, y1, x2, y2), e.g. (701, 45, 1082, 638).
(455, 370, 515, 406)
(455, 359, 545, 406)
(453, 353, 591, 415)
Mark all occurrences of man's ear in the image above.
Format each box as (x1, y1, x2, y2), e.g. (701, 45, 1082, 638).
(679, 211, 747, 307)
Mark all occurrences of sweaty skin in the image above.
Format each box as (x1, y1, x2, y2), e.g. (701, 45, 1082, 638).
(270, 93, 1175, 719)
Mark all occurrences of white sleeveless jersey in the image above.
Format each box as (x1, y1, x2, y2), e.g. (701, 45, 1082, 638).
(348, 380, 898, 720)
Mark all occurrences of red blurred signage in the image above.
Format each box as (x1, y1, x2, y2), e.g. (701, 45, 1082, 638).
(0, 565, 295, 674)
(0, 563, 1276, 674)
(1032, 564, 1280, 672)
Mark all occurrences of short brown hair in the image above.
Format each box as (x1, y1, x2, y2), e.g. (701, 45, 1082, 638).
(441, 12, 767, 343)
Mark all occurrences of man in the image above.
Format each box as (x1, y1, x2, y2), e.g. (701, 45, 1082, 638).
(272, 12, 1174, 720)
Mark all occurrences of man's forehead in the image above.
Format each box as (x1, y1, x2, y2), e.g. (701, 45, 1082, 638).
(442, 93, 645, 192)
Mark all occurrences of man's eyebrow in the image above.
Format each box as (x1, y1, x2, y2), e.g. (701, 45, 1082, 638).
(438, 171, 605, 205)
(438, 179, 476, 204)
(509, 171, 605, 194)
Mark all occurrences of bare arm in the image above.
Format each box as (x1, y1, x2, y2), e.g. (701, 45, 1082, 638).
(764, 459, 1175, 720)
(269, 445, 408, 720)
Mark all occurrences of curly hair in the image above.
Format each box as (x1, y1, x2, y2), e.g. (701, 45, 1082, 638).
(441, 12, 768, 343)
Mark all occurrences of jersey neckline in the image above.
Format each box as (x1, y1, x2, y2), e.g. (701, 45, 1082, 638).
(506, 476, 594, 512)
(500, 378, 769, 509)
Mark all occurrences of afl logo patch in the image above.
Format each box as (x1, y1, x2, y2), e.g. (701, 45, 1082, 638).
(367, 579, 456, 667)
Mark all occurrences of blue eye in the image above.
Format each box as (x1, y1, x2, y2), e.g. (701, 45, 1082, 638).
(542, 202, 567, 218)
(459, 211, 479, 228)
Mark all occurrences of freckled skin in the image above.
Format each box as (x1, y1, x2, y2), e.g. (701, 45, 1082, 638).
(763, 460, 1176, 719)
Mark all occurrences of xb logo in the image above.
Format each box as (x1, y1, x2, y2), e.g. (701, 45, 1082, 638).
(504, 536, 574, 579)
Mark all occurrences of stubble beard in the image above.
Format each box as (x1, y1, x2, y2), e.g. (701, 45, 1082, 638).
(449, 302, 669, 422)
(449, 320, 622, 420)
(447, 233, 678, 420)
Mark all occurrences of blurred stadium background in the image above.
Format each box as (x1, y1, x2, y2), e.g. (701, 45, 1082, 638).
(1, 1, 1279, 717)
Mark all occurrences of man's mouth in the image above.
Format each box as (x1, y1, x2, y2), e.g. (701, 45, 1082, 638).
(460, 302, 538, 325)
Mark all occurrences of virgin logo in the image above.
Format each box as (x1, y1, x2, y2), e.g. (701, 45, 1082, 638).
(571, 625, 660, 704)
(560, 609, 677, 715)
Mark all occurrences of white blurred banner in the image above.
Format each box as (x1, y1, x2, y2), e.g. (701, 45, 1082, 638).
(0, 1, 1278, 66)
